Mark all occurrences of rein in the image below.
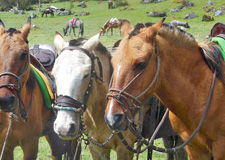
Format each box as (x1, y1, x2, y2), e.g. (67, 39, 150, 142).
(0, 54, 33, 120)
(54, 46, 115, 147)
(107, 42, 217, 154)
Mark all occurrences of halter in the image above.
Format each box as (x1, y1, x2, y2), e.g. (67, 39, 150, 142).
(0, 53, 33, 120)
(54, 46, 115, 146)
(107, 42, 217, 154)
(54, 46, 104, 112)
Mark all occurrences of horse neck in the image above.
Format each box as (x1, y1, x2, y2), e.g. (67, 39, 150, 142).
(154, 36, 212, 118)
(85, 54, 111, 121)
(65, 23, 69, 30)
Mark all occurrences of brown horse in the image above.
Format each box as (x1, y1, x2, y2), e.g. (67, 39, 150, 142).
(101, 18, 122, 36)
(108, 0, 113, 9)
(42, 8, 54, 17)
(105, 18, 225, 160)
(0, 18, 70, 159)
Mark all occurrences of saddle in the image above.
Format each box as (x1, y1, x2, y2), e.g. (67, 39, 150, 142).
(71, 18, 79, 24)
(29, 44, 58, 71)
(207, 22, 225, 61)
(30, 54, 56, 109)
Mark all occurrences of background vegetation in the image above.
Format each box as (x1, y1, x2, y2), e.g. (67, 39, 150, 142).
(0, 0, 224, 159)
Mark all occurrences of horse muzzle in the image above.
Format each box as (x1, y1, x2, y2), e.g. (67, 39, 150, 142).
(0, 95, 18, 112)
(104, 112, 128, 131)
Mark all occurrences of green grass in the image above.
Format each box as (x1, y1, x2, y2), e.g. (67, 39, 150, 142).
(14, 138, 167, 159)
(1, 0, 224, 159)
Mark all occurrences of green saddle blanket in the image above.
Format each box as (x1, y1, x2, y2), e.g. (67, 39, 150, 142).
(211, 36, 225, 61)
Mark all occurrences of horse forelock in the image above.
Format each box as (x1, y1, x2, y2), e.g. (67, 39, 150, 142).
(6, 28, 21, 36)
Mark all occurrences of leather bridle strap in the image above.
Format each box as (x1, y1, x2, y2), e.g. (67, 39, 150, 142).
(0, 54, 32, 120)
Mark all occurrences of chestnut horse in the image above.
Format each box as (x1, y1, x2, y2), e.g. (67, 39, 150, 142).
(105, 18, 225, 160)
(52, 32, 147, 159)
(0, 18, 70, 159)
(101, 18, 122, 36)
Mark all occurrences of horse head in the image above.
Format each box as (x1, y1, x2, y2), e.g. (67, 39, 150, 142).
(105, 19, 165, 131)
(52, 32, 103, 140)
(0, 17, 31, 113)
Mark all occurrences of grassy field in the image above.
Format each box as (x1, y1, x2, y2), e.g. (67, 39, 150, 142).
(0, 0, 224, 159)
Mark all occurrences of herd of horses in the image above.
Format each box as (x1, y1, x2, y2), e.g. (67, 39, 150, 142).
(0, 16, 225, 160)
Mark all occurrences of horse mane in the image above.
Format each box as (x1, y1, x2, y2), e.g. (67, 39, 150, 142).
(200, 41, 225, 82)
(129, 22, 225, 82)
(26, 68, 36, 94)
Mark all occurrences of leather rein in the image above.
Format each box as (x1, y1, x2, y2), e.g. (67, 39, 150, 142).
(107, 43, 217, 154)
(0, 54, 33, 120)
(54, 46, 115, 147)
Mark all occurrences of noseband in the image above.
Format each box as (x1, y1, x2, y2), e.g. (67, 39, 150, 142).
(107, 44, 160, 123)
(54, 46, 104, 112)
(0, 54, 32, 120)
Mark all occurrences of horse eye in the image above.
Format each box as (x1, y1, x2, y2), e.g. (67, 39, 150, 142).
(83, 73, 89, 79)
(135, 62, 146, 70)
(20, 52, 28, 60)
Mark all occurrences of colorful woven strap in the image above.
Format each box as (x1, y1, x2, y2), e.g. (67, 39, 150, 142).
(30, 64, 53, 109)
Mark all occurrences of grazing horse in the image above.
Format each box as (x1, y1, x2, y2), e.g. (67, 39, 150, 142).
(101, 18, 122, 36)
(0, 18, 71, 159)
(42, 8, 54, 17)
(63, 18, 84, 37)
(105, 18, 225, 160)
(52, 31, 148, 159)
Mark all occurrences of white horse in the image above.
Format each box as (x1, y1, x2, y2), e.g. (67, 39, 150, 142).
(52, 32, 138, 159)
(63, 18, 84, 37)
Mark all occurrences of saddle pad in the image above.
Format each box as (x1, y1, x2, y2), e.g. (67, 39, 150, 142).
(30, 64, 54, 109)
(211, 36, 225, 61)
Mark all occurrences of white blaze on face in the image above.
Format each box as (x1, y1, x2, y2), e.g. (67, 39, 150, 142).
(106, 65, 122, 125)
(52, 49, 91, 137)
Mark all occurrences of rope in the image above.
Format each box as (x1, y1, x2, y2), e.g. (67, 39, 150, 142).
(0, 113, 14, 160)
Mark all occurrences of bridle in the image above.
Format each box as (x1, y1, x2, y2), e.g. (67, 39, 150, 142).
(54, 46, 115, 146)
(107, 42, 217, 154)
(0, 53, 33, 120)
(54, 47, 103, 112)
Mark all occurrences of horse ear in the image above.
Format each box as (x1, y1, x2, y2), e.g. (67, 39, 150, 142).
(120, 19, 133, 37)
(146, 18, 165, 40)
(19, 17, 31, 42)
(54, 31, 68, 54)
(0, 19, 5, 35)
(82, 33, 100, 52)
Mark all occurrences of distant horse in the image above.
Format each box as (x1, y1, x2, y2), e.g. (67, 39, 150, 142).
(105, 18, 225, 159)
(108, 0, 113, 9)
(0, 18, 71, 159)
(101, 18, 122, 36)
(63, 18, 84, 37)
(52, 31, 146, 159)
(42, 8, 54, 17)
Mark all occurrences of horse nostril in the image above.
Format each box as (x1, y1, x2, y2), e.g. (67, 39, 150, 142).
(0, 95, 16, 106)
(68, 123, 76, 134)
(8, 95, 16, 104)
(114, 113, 125, 127)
